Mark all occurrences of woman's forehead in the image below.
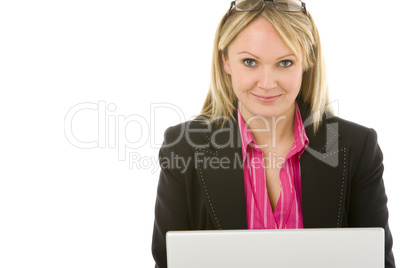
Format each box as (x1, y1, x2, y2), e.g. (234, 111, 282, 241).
(227, 17, 296, 59)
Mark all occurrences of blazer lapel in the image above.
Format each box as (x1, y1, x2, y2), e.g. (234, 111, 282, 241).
(193, 112, 247, 230)
(299, 106, 350, 228)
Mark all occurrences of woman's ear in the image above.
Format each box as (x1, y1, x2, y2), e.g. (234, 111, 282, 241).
(221, 52, 231, 75)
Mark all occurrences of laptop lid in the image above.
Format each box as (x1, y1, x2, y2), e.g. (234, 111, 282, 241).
(166, 228, 384, 268)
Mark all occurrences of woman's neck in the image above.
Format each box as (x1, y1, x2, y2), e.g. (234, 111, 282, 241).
(241, 104, 295, 150)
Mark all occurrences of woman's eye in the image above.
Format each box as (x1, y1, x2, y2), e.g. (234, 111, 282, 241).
(243, 59, 256, 67)
(279, 60, 293, 67)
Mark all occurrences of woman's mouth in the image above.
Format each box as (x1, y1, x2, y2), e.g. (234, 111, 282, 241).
(250, 92, 282, 103)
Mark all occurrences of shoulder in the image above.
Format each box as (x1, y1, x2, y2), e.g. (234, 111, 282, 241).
(306, 114, 382, 168)
(163, 116, 211, 138)
(329, 115, 372, 133)
(320, 115, 383, 171)
(298, 99, 377, 145)
(163, 115, 213, 141)
(325, 115, 380, 147)
(160, 116, 218, 155)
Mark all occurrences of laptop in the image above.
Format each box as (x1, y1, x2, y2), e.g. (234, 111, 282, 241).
(166, 228, 384, 268)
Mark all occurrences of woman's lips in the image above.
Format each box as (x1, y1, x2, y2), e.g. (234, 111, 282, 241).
(250, 92, 282, 103)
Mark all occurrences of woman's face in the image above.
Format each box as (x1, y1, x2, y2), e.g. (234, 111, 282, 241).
(222, 17, 303, 123)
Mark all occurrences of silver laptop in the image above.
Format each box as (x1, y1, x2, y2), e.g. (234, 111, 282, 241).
(166, 228, 384, 268)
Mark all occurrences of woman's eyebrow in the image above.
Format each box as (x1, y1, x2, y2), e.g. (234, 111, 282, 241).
(238, 51, 296, 61)
(276, 53, 297, 60)
(238, 51, 260, 59)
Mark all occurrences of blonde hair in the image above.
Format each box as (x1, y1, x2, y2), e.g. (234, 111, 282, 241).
(194, 2, 332, 133)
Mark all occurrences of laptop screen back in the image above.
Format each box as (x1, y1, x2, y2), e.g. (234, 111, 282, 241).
(166, 228, 384, 268)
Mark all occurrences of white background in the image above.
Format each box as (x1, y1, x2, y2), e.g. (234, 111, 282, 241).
(0, 0, 401, 267)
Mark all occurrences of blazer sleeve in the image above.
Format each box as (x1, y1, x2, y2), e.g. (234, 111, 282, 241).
(348, 128, 395, 268)
(151, 126, 191, 268)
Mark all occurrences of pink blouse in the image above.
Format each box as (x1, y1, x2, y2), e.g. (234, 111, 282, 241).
(237, 102, 309, 229)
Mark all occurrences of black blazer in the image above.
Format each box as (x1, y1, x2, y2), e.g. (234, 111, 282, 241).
(152, 102, 395, 268)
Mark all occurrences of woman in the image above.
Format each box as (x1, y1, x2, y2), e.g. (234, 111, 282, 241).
(152, 0, 395, 267)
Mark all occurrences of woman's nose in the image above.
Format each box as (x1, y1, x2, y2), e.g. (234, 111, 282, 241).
(257, 68, 277, 90)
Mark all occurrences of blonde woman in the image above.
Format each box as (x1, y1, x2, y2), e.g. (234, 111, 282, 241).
(152, 0, 395, 267)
